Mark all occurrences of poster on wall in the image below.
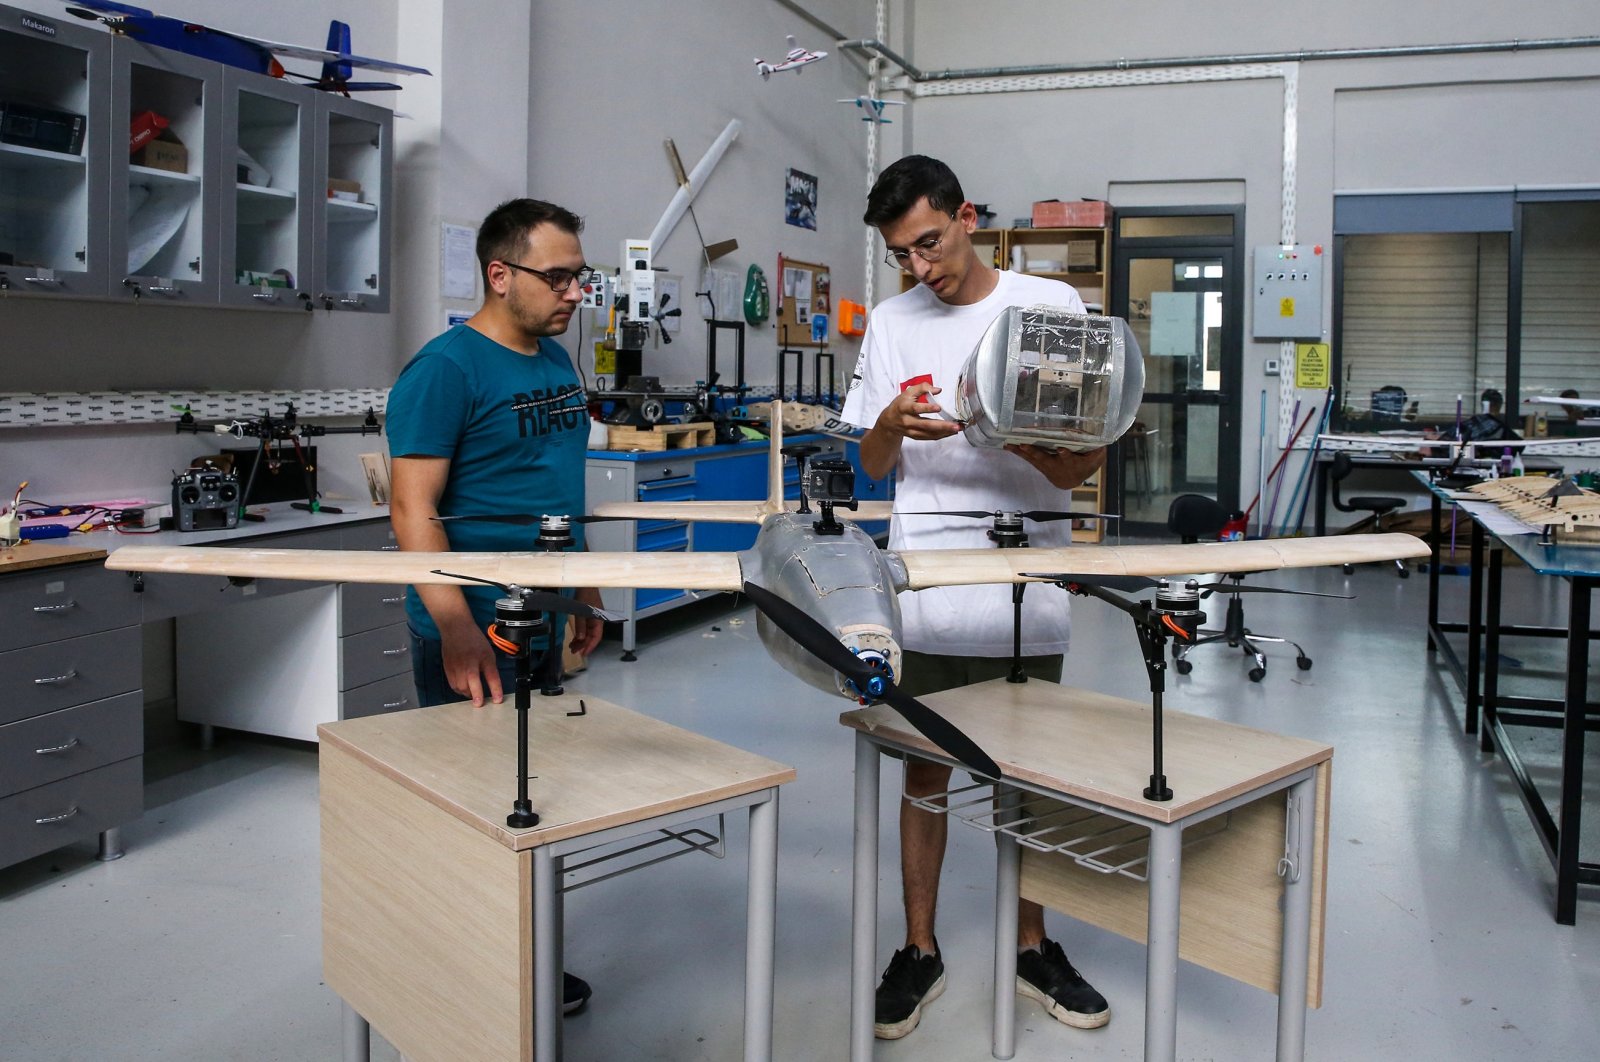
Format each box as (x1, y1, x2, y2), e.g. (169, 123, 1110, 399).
(785, 168, 817, 230)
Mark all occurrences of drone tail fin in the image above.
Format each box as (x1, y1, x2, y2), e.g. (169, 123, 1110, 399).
(322, 20, 354, 86)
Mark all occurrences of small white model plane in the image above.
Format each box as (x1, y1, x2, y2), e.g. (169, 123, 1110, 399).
(837, 96, 907, 123)
(755, 35, 827, 79)
(107, 403, 1426, 777)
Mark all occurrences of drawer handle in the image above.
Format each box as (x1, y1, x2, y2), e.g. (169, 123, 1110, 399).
(381, 596, 405, 605)
(35, 806, 79, 825)
(35, 738, 81, 755)
(382, 697, 410, 709)
(380, 646, 408, 656)
(34, 670, 79, 686)
(380, 545, 399, 551)
(32, 601, 78, 613)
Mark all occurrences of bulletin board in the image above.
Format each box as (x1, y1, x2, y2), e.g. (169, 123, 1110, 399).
(777, 257, 831, 348)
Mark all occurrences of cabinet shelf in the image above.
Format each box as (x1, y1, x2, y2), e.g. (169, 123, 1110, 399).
(128, 163, 201, 187)
(326, 197, 377, 222)
(0, 141, 88, 171)
(235, 182, 297, 225)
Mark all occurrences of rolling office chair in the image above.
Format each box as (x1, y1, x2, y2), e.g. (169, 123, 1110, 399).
(1166, 494, 1312, 683)
(1328, 451, 1410, 578)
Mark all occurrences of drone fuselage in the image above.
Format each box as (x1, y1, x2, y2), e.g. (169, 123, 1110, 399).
(739, 513, 905, 701)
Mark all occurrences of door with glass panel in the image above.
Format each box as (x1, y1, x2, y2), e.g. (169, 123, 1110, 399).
(1109, 209, 1244, 532)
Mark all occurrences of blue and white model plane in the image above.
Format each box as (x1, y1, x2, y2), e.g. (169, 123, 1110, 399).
(62, 2, 430, 93)
(837, 96, 906, 123)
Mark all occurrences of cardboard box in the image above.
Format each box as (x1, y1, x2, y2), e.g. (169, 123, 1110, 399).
(135, 136, 188, 174)
(128, 110, 169, 154)
(327, 177, 363, 201)
(1066, 240, 1099, 271)
(1032, 199, 1107, 228)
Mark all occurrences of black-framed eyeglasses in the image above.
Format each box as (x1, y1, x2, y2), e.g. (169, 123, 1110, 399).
(884, 214, 959, 269)
(498, 261, 598, 293)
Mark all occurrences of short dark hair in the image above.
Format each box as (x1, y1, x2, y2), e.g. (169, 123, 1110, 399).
(863, 155, 964, 227)
(477, 198, 584, 285)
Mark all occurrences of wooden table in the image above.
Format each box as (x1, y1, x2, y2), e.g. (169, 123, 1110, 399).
(841, 679, 1331, 1062)
(319, 694, 795, 1062)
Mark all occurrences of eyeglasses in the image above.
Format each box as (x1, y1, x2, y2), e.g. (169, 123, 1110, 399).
(884, 214, 959, 269)
(498, 261, 598, 293)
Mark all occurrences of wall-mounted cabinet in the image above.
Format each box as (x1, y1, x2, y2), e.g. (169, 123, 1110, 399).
(0, 3, 391, 312)
(0, 8, 109, 297)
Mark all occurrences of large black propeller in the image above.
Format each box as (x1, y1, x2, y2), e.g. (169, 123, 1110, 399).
(1020, 572, 1352, 600)
(430, 571, 624, 622)
(434, 513, 634, 527)
(741, 580, 1001, 780)
(897, 509, 1118, 523)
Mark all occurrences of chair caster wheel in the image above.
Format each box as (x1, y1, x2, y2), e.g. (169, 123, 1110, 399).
(1342, 563, 1354, 575)
(1248, 667, 1266, 683)
(1297, 656, 1313, 671)
(1399, 567, 1410, 579)
(1175, 659, 1193, 675)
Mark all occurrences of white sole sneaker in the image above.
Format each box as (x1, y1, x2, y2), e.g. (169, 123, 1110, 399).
(1016, 976, 1111, 1029)
(873, 972, 947, 1040)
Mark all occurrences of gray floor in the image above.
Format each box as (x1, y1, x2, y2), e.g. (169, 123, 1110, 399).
(3, 559, 1599, 1060)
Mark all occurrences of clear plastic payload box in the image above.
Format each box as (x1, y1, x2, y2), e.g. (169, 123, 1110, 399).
(955, 305, 1145, 452)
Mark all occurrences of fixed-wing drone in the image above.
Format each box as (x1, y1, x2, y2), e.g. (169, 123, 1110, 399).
(755, 35, 827, 79)
(60, 2, 431, 93)
(106, 402, 1428, 782)
(837, 96, 907, 123)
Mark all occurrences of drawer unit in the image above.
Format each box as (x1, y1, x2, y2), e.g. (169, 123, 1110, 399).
(137, 526, 349, 621)
(0, 756, 143, 868)
(338, 581, 408, 636)
(0, 627, 142, 726)
(0, 692, 143, 797)
(340, 671, 416, 721)
(341, 520, 398, 552)
(338, 620, 412, 690)
(0, 563, 142, 653)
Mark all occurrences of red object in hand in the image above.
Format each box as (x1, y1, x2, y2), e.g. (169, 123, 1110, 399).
(899, 374, 934, 394)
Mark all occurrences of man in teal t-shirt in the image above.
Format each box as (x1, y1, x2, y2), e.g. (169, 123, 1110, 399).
(387, 198, 604, 709)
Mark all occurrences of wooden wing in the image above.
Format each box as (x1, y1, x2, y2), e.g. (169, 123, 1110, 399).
(896, 533, 1430, 590)
(105, 545, 746, 590)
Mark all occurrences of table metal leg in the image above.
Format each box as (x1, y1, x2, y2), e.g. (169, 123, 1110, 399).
(1144, 823, 1182, 1062)
(1556, 579, 1592, 925)
(1427, 493, 1442, 650)
(1313, 462, 1327, 537)
(1275, 776, 1316, 1061)
(745, 791, 779, 1062)
(850, 733, 881, 1062)
(533, 846, 561, 1061)
(341, 1000, 370, 1062)
(96, 827, 124, 862)
(1465, 521, 1485, 734)
(1483, 548, 1504, 753)
(991, 785, 1020, 1061)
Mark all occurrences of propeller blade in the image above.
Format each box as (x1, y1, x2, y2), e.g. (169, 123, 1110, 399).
(428, 571, 622, 621)
(434, 513, 633, 526)
(1020, 573, 1161, 593)
(895, 509, 1118, 523)
(741, 581, 1001, 779)
(1197, 583, 1352, 599)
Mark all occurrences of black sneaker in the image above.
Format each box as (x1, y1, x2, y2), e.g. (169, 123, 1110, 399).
(563, 972, 592, 1016)
(1015, 939, 1109, 1029)
(873, 943, 946, 1040)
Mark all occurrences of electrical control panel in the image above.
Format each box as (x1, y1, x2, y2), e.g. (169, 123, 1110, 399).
(1252, 244, 1323, 339)
(578, 269, 610, 311)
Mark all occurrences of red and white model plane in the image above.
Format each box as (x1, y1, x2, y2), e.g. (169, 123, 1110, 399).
(755, 35, 827, 79)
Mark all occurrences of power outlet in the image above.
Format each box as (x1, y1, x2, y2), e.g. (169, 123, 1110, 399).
(1263, 358, 1280, 376)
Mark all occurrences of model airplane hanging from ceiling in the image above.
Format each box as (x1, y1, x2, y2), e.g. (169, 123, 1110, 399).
(61, 2, 431, 92)
(105, 403, 1428, 778)
(755, 35, 827, 79)
(837, 96, 907, 123)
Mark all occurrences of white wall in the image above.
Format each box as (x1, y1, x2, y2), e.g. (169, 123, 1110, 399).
(897, 0, 1600, 503)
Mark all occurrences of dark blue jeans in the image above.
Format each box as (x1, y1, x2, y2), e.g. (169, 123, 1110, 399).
(409, 624, 563, 707)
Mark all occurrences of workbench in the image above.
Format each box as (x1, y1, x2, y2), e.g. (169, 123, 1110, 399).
(842, 679, 1330, 1062)
(320, 694, 794, 1061)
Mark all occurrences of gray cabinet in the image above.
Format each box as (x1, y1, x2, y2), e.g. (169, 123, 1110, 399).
(311, 92, 391, 313)
(218, 66, 314, 311)
(0, 561, 142, 869)
(0, 4, 111, 298)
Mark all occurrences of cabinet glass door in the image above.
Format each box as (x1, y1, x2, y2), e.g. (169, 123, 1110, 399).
(314, 95, 390, 312)
(0, 8, 108, 297)
(221, 70, 311, 310)
(110, 43, 218, 302)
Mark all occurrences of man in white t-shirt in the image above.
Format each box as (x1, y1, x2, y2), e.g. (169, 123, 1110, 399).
(839, 155, 1111, 1040)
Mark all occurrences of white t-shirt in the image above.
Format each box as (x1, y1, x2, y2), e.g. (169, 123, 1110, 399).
(840, 270, 1088, 656)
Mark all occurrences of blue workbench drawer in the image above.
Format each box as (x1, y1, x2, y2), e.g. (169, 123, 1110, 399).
(636, 522, 689, 552)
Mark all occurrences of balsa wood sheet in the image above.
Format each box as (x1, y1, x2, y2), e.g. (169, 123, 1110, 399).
(0, 542, 108, 573)
(896, 532, 1431, 589)
(317, 694, 795, 850)
(106, 544, 747, 590)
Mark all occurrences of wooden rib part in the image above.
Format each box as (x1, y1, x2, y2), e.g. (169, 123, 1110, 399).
(896, 533, 1431, 590)
(106, 545, 747, 590)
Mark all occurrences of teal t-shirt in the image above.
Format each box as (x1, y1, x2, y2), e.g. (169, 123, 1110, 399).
(386, 325, 589, 640)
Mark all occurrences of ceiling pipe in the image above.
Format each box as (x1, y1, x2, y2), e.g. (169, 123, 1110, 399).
(838, 35, 1600, 84)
